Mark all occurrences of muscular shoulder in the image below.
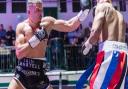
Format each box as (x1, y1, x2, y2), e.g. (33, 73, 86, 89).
(41, 16, 56, 23)
(16, 21, 26, 34)
(96, 3, 116, 21)
(96, 3, 114, 14)
(41, 16, 56, 30)
(96, 3, 106, 12)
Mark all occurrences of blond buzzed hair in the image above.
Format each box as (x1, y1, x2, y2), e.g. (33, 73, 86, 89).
(27, 0, 42, 10)
(27, 0, 42, 4)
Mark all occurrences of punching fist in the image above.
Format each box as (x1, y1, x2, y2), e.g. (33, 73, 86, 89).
(28, 27, 48, 48)
(77, 0, 92, 22)
(82, 40, 92, 55)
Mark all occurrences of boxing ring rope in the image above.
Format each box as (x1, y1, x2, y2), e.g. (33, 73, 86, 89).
(48, 70, 86, 89)
(0, 46, 16, 73)
(0, 37, 96, 72)
(0, 44, 96, 88)
(0, 70, 85, 89)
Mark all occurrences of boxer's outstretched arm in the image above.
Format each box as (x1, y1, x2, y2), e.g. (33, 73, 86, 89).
(41, 0, 92, 32)
(41, 16, 81, 32)
(52, 16, 81, 32)
(41, 14, 87, 32)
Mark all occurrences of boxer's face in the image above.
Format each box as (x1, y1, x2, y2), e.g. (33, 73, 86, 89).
(28, 3, 43, 24)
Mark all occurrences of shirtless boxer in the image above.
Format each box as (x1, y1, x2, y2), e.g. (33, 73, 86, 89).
(8, 0, 92, 89)
(82, 0, 127, 88)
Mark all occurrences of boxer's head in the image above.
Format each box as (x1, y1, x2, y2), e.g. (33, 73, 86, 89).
(27, 0, 43, 24)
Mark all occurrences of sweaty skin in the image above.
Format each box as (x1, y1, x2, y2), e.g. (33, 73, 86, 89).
(82, 0, 126, 88)
(87, 2, 126, 45)
(15, 4, 81, 59)
(15, 19, 49, 59)
(16, 17, 81, 59)
(15, 3, 48, 59)
(9, 1, 84, 89)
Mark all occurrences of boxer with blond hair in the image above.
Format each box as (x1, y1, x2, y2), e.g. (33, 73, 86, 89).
(8, 0, 92, 88)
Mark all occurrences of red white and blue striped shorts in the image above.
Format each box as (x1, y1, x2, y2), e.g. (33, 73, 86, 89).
(90, 41, 128, 89)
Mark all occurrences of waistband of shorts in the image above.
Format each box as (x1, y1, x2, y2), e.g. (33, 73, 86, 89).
(23, 57, 46, 61)
(31, 58, 46, 61)
(99, 40, 128, 52)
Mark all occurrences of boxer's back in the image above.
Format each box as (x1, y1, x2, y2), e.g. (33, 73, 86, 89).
(116, 10, 126, 42)
(97, 2, 125, 42)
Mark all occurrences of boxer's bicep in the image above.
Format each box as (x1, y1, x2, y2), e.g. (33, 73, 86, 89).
(52, 20, 71, 32)
(15, 23, 25, 47)
(66, 16, 81, 31)
(15, 34, 24, 45)
(53, 16, 80, 32)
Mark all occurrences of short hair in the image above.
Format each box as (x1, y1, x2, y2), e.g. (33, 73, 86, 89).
(27, 0, 42, 4)
(27, 0, 42, 10)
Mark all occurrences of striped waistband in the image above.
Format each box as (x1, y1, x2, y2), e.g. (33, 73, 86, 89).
(99, 41, 128, 52)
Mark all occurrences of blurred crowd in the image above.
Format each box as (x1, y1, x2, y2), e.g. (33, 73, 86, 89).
(0, 24, 15, 47)
(0, 22, 128, 47)
(49, 22, 92, 46)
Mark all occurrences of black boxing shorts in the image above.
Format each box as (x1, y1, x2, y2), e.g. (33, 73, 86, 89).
(13, 57, 50, 89)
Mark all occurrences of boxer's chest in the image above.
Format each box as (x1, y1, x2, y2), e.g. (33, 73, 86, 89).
(23, 25, 48, 43)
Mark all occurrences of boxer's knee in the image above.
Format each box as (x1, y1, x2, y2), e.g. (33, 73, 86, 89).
(8, 78, 24, 89)
(47, 84, 53, 89)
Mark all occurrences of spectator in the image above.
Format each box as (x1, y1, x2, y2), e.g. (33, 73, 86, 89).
(0, 38, 6, 47)
(63, 33, 69, 44)
(0, 24, 6, 39)
(80, 27, 90, 44)
(5, 25, 15, 46)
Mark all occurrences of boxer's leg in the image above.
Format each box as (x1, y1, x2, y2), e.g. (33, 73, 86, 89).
(8, 78, 25, 89)
(46, 84, 53, 89)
